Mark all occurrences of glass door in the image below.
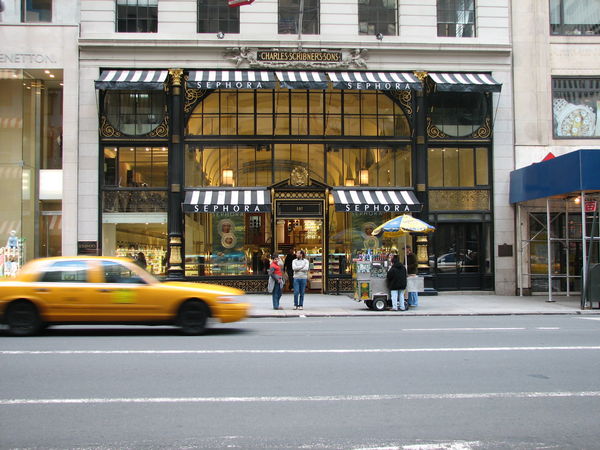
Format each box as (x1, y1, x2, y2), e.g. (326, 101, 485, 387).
(276, 218, 323, 292)
(430, 222, 484, 290)
(39, 211, 62, 257)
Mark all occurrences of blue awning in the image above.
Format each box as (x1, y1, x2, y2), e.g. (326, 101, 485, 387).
(509, 149, 600, 204)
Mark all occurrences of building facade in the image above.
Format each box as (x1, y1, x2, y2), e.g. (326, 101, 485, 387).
(0, 0, 79, 275)
(77, 0, 514, 294)
(512, 0, 600, 297)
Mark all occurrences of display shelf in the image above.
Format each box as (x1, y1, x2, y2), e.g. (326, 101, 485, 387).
(308, 254, 323, 290)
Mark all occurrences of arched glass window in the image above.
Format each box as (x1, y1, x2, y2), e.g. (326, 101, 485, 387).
(428, 91, 488, 137)
(104, 91, 165, 136)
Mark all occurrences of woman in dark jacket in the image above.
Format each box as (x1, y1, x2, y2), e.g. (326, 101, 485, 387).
(386, 255, 407, 311)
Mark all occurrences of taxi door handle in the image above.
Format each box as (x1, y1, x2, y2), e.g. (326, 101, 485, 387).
(35, 288, 50, 293)
(98, 289, 113, 293)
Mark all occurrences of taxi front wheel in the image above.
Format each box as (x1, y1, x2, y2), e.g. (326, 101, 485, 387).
(6, 300, 42, 336)
(177, 300, 209, 335)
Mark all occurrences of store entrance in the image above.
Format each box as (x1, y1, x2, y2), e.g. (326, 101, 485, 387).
(430, 222, 490, 291)
(276, 218, 324, 292)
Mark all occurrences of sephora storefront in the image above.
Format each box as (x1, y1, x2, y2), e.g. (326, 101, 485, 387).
(97, 68, 500, 292)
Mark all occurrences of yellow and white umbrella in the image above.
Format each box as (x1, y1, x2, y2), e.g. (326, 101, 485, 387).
(372, 215, 435, 266)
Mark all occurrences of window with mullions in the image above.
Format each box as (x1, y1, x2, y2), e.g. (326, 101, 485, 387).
(186, 89, 410, 137)
(22, 0, 52, 22)
(104, 91, 165, 136)
(279, 0, 320, 35)
(427, 147, 489, 187)
(358, 0, 397, 36)
(116, 0, 158, 33)
(428, 91, 488, 137)
(550, 0, 600, 36)
(185, 145, 273, 187)
(198, 0, 240, 33)
(552, 77, 600, 138)
(326, 146, 411, 187)
(103, 146, 168, 187)
(437, 0, 476, 37)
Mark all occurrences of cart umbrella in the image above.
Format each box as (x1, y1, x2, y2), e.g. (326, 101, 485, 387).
(372, 215, 435, 267)
(372, 215, 435, 238)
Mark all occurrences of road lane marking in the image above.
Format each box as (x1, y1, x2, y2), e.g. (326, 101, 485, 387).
(536, 327, 560, 330)
(2, 391, 600, 406)
(401, 328, 525, 331)
(2, 346, 600, 355)
(579, 317, 600, 321)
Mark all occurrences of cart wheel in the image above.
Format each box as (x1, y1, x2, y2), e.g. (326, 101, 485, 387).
(372, 297, 387, 311)
(364, 300, 373, 310)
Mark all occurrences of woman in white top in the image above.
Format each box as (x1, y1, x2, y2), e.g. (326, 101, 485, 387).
(292, 249, 309, 310)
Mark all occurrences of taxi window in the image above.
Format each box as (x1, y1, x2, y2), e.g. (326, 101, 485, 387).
(101, 261, 146, 284)
(40, 260, 88, 283)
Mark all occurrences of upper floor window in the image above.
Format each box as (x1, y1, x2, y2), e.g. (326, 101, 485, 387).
(428, 91, 488, 137)
(278, 0, 319, 35)
(552, 77, 600, 138)
(358, 0, 397, 36)
(550, 0, 600, 35)
(116, 0, 158, 33)
(23, 0, 52, 22)
(104, 90, 166, 136)
(198, 0, 240, 33)
(437, 0, 475, 37)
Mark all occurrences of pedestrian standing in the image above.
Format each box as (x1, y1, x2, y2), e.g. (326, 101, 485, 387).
(405, 245, 419, 307)
(283, 247, 295, 292)
(386, 255, 407, 311)
(292, 249, 309, 310)
(268, 254, 284, 310)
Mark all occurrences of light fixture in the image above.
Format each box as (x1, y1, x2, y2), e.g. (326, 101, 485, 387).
(344, 178, 355, 187)
(359, 169, 369, 186)
(574, 196, 581, 205)
(222, 169, 234, 186)
(376, 33, 383, 41)
(217, 31, 225, 39)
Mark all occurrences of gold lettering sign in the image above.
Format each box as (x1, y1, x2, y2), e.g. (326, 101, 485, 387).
(257, 51, 342, 63)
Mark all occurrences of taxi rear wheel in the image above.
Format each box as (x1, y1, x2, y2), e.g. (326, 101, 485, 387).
(177, 300, 209, 335)
(6, 300, 42, 336)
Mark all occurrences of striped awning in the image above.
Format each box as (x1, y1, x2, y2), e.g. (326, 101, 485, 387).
(327, 72, 422, 91)
(276, 71, 329, 89)
(95, 70, 169, 90)
(186, 70, 277, 89)
(183, 188, 271, 213)
(332, 188, 421, 213)
(429, 72, 502, 92)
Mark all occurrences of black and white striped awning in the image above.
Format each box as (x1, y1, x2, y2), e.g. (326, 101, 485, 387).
(332, 188, 421, 213)
(95, 70, 169, 90)
(183, 188, 272, 213)
(186, 70, 277, 89)
(327, 72, 422, 91)
(276, 71, 329, 89)
(429, 72, 502, 92)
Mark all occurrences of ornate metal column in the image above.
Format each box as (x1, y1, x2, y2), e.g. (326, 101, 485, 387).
(413, 71, 428, 218)
(166, 68, 185, 280)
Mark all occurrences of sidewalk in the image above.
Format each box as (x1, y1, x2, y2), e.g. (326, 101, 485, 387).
(241, 292, 600, 317)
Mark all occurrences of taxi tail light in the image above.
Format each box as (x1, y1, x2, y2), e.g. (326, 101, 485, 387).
(217, 296, 237, 303)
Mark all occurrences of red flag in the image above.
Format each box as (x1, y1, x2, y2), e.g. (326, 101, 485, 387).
(228, 0, 254, 6)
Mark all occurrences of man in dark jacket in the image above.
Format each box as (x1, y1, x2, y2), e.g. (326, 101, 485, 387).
(283, 247, 295, 292)
(386, 255, 407, 311)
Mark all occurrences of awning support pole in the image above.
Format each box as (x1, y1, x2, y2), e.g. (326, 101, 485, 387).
(581, 191, 588, 309)
(546, 198, 554, 302)
(565, 198, 570, 297)
(517, 204, 523, 297)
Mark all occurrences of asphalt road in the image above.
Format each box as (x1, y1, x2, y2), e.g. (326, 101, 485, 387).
(2, 315, 600, 449)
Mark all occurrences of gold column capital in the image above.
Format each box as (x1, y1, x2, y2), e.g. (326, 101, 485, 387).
(169, 69, 184, 87)
(413, 71, 428, 82)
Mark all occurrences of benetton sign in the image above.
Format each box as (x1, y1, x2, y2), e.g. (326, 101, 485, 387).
(257, 51, 342, 63)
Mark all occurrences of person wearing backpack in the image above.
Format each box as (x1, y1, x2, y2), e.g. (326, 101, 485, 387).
(386, 254, 407, 311)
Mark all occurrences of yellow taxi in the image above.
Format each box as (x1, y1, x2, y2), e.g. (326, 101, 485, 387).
(0, 256, 250, 336)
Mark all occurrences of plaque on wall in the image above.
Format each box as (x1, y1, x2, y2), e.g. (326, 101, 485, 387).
(277, 200, 323, 218)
